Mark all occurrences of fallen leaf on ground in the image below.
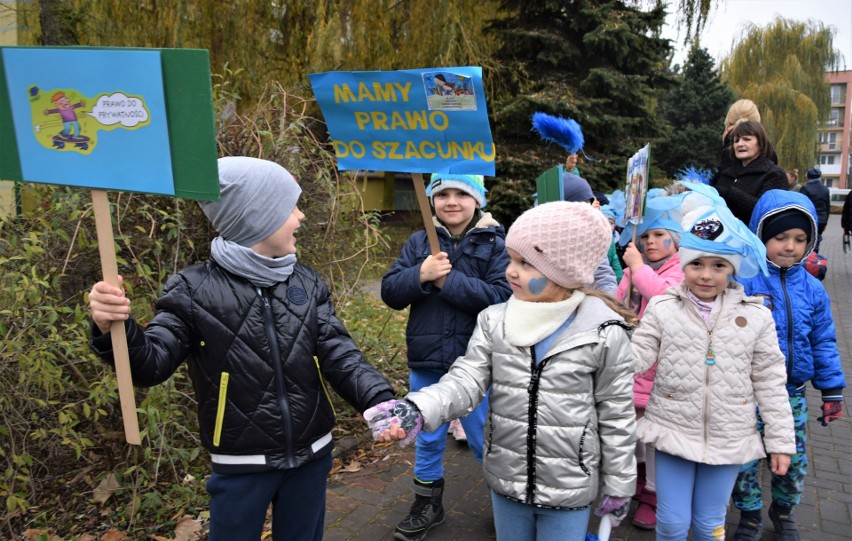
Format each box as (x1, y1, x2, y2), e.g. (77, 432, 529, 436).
(173, 516, 203, 541)
(340, 460, 362, 473)
(92, 473, 119, 505)
(99, 530, 126, 541)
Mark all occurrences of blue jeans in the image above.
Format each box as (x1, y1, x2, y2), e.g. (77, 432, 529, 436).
(655, 451, 740, 541)
(206, 453, 332, 541)
(410, 368, 487, 481)
(490, 491, 590, 541)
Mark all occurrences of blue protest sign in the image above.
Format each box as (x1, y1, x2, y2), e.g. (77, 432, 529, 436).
(2, 48, 175, 195)
(309, 67, 495, 175)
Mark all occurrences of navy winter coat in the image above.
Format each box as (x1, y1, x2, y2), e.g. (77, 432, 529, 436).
(92, 261, 395, 473)
(381, 213, 511, 372)
(799, 179, 831, 227)
(740, 190, 845, 399)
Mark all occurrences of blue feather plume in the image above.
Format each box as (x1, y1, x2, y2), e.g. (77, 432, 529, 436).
(531, 112, 584, 154)
(674, 165, 712, 185)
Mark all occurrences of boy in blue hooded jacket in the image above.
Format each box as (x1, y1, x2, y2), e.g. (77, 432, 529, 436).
(732, 189, 846, 541)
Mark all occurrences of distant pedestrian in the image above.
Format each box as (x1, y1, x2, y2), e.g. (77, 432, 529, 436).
(369, 202, 638, 541)
(631, 202, 795, 541)
(798, 167, 831, 252)
(381, 173, 511, 541)
(843, 191, 852, 251)
(786, 169, 800, 192)
(731, 189, 846, 541)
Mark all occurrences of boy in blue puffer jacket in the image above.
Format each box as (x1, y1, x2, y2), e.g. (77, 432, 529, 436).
(732, 189, 846, 541)
(381, 173, 511, 541)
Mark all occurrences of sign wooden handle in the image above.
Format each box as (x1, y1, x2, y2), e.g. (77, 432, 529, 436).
(91, 190, 141, 445)
(411, 173, 440, 255)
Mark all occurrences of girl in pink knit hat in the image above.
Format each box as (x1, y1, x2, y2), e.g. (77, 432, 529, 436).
(367, 202, 639, 541)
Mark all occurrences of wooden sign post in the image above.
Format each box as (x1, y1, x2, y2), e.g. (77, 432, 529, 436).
(411, 173, 440, 255)
(92, 190, 141, 444)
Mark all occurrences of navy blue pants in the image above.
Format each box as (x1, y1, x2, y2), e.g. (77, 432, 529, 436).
(206, 453, 332, 541)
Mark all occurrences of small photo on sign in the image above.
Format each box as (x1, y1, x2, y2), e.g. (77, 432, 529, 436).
(422, 72, 477, 111)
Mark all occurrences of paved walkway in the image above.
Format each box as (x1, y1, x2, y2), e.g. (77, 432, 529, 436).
(323, 220, 852, 540)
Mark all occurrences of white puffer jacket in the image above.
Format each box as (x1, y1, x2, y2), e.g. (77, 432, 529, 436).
(407, 295, 636, 509)
(632, 282, 795, 464)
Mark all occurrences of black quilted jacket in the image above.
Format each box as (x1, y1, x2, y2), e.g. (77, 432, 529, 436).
(91, 260, 395, 473)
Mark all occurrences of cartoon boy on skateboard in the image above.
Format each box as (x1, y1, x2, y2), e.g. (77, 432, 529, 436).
(44, 92, 85, 137)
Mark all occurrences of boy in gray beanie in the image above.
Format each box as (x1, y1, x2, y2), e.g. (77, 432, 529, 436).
(88, 156, 395, 541)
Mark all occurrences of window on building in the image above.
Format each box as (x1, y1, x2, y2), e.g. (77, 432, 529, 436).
(828, 109, 842, 127)
(829, 132, 837, 149)
(831, 84, 843, 104)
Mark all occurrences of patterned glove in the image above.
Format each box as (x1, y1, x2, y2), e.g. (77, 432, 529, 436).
(363, 399, 424, 447)
(817, 401, 843, 426)
(594, 495, 631, 527)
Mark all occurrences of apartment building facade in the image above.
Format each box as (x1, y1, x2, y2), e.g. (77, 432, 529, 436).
(819, 70, 852, 189)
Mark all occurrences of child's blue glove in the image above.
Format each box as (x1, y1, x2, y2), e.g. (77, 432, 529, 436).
(364, 399, 424, 447)
(594, 495, 631, 527)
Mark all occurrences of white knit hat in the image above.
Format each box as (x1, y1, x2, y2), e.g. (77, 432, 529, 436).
(506, 202, 611, 289)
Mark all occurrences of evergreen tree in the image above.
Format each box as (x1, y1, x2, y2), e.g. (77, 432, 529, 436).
(720, 18, 842, 176)
(486, 0, 674, 223)
(656, 45, 734, 176)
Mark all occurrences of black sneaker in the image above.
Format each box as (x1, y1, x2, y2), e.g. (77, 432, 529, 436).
(394, 480, 445, 541)
(769, 502, 801, 541)
(732, 516, 763, 541)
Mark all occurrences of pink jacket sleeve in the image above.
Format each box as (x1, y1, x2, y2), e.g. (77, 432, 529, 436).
(631, 257, 685, 409)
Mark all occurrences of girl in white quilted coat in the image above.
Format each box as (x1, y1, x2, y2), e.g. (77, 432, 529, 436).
(631, 204, 795, 541)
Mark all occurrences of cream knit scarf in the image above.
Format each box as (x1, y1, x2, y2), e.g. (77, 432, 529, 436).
(504, 291, 585, 347)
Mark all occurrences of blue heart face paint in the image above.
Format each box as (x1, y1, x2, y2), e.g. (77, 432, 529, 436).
(640, 229, 677, 262)
(528, 276, 549, 295)
(506, 248, 571, 302)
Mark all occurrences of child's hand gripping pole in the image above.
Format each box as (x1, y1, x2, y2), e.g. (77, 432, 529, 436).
(364, 399, 424, 447)
(92, 190, 141, 445)
(411, 173, 440, 255)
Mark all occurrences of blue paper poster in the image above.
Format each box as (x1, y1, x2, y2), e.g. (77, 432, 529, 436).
(2, 48, 174, 195)
(309, 67, 495, 175)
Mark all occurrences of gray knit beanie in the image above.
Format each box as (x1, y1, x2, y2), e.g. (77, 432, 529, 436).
(506, 201, 612, 289)
(199, 157, 302, 247)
